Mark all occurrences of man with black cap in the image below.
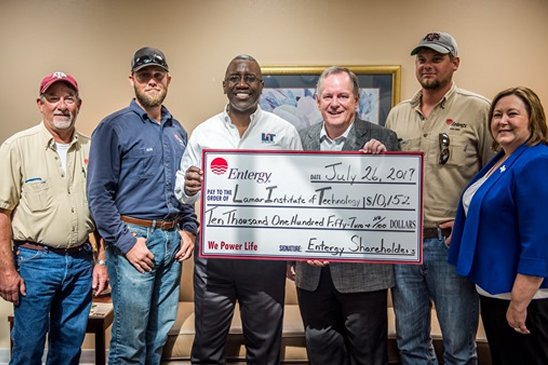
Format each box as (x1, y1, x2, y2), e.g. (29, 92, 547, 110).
(385, 32, 493, 364)
(87, 47, 198, 364)
(0, 71, 108, 365)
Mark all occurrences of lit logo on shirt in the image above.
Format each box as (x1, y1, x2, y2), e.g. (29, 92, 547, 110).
(210, 158, 228, 175)
(261, 133, 276, 143)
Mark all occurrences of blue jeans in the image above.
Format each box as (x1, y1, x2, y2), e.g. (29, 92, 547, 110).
(10, 245, 93, 365)
(392, 237, 479, 365)
(107, 224, 182, 365)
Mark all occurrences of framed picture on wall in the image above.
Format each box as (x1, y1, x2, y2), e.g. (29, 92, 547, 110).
(259, 65, 401, 130)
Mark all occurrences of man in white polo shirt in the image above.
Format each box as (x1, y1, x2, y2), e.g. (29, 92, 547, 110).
(175, 54, 302, 365)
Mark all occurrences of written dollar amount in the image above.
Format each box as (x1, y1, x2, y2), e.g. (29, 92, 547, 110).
(205, 209, 416, 231)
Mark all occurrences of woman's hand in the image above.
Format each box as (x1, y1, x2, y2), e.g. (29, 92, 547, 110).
(506, 273, 544, 334)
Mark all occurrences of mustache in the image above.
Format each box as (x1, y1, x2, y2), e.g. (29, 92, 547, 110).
(53, 111, 72, 116)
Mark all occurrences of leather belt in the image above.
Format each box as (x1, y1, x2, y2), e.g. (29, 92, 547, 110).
(423, 227, 452, 240)
(120, 215, 178, 230)
(14, 241, 85, 254)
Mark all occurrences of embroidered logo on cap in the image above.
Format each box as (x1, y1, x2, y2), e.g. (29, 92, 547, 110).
(52, 71, 68, 79)
(424, 32, 441, 42)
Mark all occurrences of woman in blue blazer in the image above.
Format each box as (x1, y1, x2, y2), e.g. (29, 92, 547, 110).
(449, 87, 548, 365)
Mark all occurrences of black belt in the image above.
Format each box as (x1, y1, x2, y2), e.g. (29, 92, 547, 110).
(14, 240, 86, 254)
(120, 215, 178, 230)
(423, 227, 452, 240)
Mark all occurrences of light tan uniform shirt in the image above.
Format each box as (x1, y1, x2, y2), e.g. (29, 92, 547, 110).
(0, 122, 94, 248)
(385, 83, 493, 227)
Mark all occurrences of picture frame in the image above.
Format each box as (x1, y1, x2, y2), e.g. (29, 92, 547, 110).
(259, 65, 401, 129)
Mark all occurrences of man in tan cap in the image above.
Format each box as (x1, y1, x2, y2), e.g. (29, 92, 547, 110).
(386, 32, 493, 365)
(0, 71, 108, 365)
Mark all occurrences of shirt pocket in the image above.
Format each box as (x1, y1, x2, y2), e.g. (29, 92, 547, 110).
(399, 137, 421, 152)
(126, 147, 155, 179)
(21, 181, 53, 212)
(446, 135, 477, 168)
(423, 134, 474, 168)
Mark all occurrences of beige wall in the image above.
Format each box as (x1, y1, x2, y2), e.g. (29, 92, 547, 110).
(1, 0, 547, 350)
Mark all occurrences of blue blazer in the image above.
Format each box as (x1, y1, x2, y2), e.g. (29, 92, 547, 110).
(449, 143, 548, 294)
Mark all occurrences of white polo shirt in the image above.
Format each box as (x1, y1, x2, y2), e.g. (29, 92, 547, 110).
(174, 106, 303, 205)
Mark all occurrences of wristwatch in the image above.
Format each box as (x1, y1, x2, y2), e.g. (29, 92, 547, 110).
(96, 259, 107, 266)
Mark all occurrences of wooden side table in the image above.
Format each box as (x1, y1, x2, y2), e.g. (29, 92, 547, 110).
(8, 297, 114, 365)
(87, 299, 114, 365)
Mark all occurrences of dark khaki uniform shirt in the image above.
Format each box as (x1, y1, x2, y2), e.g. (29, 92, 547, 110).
(386, 83, 494, 227)
(0, 122, 94, 248)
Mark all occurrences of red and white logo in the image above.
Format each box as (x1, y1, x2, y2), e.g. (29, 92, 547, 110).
(446, 118, 454, 126)
(210, 158, 228, 175)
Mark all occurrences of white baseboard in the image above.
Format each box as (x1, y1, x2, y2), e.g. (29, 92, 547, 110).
(0, 348, 96, 364)
(79, 349, 96, 364)
(0, 349, 8, 365)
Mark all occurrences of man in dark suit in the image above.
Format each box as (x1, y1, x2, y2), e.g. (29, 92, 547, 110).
(291, 66, 399, 365)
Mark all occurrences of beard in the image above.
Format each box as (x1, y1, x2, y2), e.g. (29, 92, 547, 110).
(420, 79, 441, 90)
(135, 86, 167, 108)
(52, 115, 75, 130)
(419, 75, 452, 91)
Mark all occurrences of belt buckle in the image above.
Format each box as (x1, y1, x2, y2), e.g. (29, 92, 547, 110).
(152, 219, 176, 230)
(436, 226, 443, 241)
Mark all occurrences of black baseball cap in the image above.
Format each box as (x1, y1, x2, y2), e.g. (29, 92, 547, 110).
(131, 47, 169, 72)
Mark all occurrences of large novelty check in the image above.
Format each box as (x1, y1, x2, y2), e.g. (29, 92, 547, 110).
(200, 150, 423, 264)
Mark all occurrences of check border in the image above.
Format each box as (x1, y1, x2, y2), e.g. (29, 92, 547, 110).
(200, 149, 424, 264)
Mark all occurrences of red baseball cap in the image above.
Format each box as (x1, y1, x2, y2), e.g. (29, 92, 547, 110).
(39, 71, 79, 94)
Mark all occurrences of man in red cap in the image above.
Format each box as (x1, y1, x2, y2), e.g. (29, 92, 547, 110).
(0, 71, 108, 365)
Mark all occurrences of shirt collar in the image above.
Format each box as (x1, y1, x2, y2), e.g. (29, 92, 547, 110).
(39, 121, 79, 150)
(411, 82, 457, 110)
(130, 98, 173, 125)
(319, 120, 354, 144)
(222, 105, 263, 127)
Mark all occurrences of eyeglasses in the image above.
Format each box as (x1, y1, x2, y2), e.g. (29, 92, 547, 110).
(439, 133, 450, 165)
(132, 54, 168, 70)
(225, 73, 262, 85)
